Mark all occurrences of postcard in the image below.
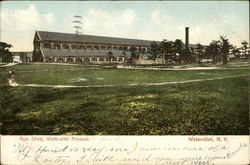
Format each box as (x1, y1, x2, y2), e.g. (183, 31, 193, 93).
(0, 1, 249, 165)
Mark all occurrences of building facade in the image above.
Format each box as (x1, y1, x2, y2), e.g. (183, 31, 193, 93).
(33, 31, 164, 64)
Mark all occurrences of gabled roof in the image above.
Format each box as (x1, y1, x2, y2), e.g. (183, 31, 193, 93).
(36, 31, 204, 48)
(37, 31, 159, 46)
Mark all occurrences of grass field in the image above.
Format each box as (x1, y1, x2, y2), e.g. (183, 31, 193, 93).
(0, 63, 249, 135)
(0, 64, 248, 86)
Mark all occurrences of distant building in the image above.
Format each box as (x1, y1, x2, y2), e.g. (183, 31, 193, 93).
(11, 51, 33, 63)
(13, 55, 22, 63)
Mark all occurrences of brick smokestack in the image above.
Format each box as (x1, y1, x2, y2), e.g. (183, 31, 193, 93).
(185, 27, 189, 50)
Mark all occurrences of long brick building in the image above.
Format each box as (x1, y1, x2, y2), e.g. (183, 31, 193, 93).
(32, 31, 164, 64)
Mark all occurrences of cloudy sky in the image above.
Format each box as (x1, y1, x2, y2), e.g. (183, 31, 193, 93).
(1, 1, 249, 51)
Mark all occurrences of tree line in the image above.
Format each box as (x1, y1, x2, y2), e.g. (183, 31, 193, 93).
(1, 36, 249, 65)
(129, 36, 249, 65)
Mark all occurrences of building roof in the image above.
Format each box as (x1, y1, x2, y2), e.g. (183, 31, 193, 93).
(36, 31, 204, 49)
(37, 31, 159, 46)
(41, 49, 130, 57)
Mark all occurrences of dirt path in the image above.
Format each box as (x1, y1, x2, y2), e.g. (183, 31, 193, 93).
(0, 63, 17, 67)
(122, 66, 248, 71)
(8, 74, 248, 88)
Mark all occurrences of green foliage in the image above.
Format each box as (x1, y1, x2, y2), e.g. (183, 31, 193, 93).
(220, 36, 232, 65)
(148, 42, 161, 60)
(241, 40, 248, 51)
(148, 39, 185, 64)
(173, 39, 184, 55)
(196, 43, 204, 64)
(241, 40, 249, 59)
(206, 40, 221, 64)
(0, 42, 13, 63)
(145, 37, 247, 65)
(231, 46, 241, 59)
(160, 40, 175, 62)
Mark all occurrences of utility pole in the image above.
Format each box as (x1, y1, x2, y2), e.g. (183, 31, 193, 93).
(72, 15, 83, 35)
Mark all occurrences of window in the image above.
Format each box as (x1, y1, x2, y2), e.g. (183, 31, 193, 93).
(91, 58, 97, 61)
(67, 58, 73, 63)
(80, 45, 86, 50)
(57, 58, 64, 63)
(106, 58, 111, 61)
(99, 58, 104, 61)
(118, 57, 123, 61)
(112, 57, 117, 61)
(47, 58, 53, 62)
(43, 43, 51, 49)
(53, 43, 60, 49)
(71, 44, 78, 49)
(62, 44, 69, 49)
(87, 45, 92, 50)
(84, 58, 90, 62)
(76, 58, 82, 63)
(94, 46, 99, 50)
(140, 47, 146, 53)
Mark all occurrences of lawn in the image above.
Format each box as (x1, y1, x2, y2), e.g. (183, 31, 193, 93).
(0, 63, 86, 84)
(0, 63, 249, 135)
(1, 66, 249, 86)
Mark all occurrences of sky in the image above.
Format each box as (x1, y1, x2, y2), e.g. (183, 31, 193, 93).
(0, 1, 249, 51)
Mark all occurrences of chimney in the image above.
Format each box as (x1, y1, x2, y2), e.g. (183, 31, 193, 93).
(185, 27, 189, 50)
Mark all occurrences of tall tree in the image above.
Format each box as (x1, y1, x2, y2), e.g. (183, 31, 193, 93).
(189, 47, 197, 63)
(0, 42, 13, 63)
(196, 43, 204, 64)
(148, 42, 161, 60)
(204, 46, 211, 63)
(208, 40, 220, 64)
(160, 40, 174, 64)
(173, 39, 184, 63)
(219, 36, 231, 65)
(231, 46, 241, 60)
(241, 40, 248, 59)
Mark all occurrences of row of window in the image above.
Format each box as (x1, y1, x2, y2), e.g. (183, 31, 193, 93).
(42, 43, 147, 51)
(47, 57, 124, 63)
